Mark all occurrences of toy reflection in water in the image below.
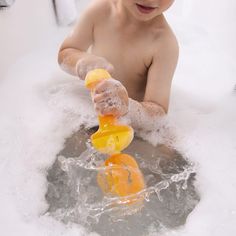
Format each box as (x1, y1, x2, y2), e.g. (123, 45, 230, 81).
(45, 127, 200, 236)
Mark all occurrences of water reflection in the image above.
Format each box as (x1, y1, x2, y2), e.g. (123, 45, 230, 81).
(46, 127, 199, 235)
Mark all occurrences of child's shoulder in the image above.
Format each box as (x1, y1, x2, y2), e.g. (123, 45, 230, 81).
(84, 0, 113, 18)
(161, 26, 178, 50)
(152, 18, 179, 54)
(77, 0, 114, 27)
(145, 18, 178, 64)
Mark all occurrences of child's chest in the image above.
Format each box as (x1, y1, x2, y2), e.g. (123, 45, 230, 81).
(92, 23, 154, 100)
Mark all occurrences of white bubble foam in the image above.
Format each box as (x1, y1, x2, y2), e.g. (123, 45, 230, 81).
(1, 0, 236, 235)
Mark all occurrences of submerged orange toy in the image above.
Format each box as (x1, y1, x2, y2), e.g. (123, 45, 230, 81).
(85, 69, 145, 201)
(97, 153, 145, 202)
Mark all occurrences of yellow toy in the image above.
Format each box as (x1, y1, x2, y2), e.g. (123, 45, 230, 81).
(85, 69, 145, 202)
(97, 153, 145, 203)
(85, 69, 134, 155)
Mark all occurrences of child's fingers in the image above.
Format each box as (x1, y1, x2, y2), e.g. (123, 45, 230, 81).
(93, 94, 103, 103)
(95, 99, 113, 110)
(93, 91, 112, 102)
(96, 107, 118, 116)
(95, 102, 108, 115)
(94, 79, 118, 95)
(103, 106, 118, 115)
(94, 100, 106, 110)
(94, 99, 117, 114)
(93, 80, 109, 94)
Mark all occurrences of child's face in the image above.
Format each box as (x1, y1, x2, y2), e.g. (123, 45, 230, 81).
(121, 0, 174, 21)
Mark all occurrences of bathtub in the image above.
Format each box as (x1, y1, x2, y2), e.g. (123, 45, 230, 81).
(0, 0, 235, 235)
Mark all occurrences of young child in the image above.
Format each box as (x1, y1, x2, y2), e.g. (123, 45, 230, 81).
(58, 0, 178, 131)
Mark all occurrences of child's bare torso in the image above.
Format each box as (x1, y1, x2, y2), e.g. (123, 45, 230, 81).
(90, 1, 172, 101)
(59, 0, 178, 114)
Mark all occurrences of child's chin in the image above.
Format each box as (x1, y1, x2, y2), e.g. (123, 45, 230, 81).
(134, 14, 157, 22)
(132, 9, 160, 22)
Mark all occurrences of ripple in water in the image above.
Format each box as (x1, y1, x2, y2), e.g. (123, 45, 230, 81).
(45, 127, 200, 235)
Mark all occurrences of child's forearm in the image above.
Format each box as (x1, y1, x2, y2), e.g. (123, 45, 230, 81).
(58, 48, 89, 76)
(126, 98, 166, 131)
(58, 48, 114, 80)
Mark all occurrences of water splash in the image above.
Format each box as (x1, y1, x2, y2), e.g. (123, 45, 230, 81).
(45, 128, 199, 235)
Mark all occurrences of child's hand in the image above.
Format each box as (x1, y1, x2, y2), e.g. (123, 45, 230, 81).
(76, 55, 114, 80)
(92, 79, 129, 117)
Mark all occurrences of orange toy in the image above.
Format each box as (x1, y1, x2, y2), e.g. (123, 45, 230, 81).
(85, 69, 145, 202)
(97, 153, 145, 201)
(85, 69, 134, 154)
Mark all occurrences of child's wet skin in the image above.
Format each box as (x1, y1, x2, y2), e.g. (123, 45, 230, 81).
(93, 79, 129, 117)
(58, 0, 178, 131)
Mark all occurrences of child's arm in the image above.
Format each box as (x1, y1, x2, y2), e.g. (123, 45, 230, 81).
(58, 0, 113, 79)
(128, 34, 179, 130)
(93, 34, 179, 131)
